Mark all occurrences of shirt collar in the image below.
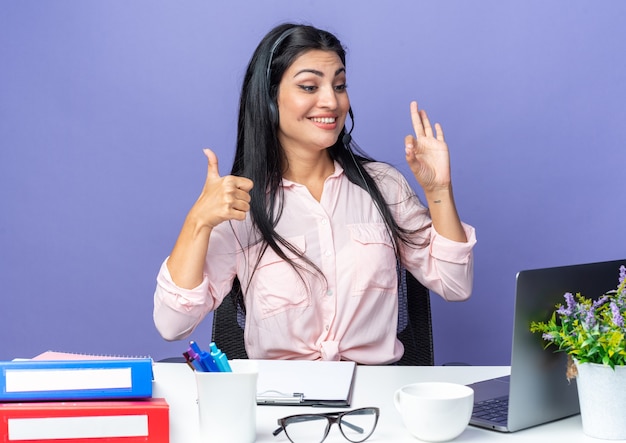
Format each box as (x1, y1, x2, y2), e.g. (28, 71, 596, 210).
(280, 161, 345, 189)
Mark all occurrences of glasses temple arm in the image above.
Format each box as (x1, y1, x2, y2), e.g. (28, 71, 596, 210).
(340, 420, 365, 433)
(272, 426, 285, 437)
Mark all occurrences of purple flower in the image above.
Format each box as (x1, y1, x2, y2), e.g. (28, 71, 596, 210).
(591, 294, 610, 311)
(619, 265, 626, 297)
(610, 302, 624, 327)
(593, 295, 609, 309)
(542, 333, 555, 341)
(583, 306, 596, 328)
(557, 292, 575, 316)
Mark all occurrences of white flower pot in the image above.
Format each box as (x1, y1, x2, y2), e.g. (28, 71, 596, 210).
(575, 361, 626, 440)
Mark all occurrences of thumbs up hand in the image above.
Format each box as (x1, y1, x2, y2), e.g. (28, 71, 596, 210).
(193, 148, 254, 229)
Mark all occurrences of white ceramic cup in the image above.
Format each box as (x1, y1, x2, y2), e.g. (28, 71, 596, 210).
(394, 382, 474, 442)
(195, 359, 258, 443)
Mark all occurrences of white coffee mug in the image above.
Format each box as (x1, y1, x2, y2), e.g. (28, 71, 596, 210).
(394, 382, 474, 442)
(195, 359, 258, 443)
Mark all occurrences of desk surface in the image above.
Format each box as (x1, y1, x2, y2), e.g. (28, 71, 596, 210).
(153, 362, 596, 443)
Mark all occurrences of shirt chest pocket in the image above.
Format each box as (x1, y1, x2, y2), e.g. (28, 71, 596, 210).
(252, 236, 311, 318)
(348, 224, 397, 294)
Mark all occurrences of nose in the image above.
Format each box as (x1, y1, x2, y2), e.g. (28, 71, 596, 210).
(318, 85, 338, 110)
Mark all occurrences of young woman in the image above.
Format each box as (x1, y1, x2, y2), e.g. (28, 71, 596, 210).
(153, 23, 476, 364)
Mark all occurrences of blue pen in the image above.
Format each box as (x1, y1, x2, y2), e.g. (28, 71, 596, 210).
(209, 342, 232, 372)
(189, 341, 219, 372)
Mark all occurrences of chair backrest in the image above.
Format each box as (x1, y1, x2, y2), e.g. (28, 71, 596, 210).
(211, 267, 434, 365)
(211, 279, 249, 360)
(395, 267, 434, 365)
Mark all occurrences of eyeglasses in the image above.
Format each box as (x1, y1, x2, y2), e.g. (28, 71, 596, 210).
(272, 407, 380, 443)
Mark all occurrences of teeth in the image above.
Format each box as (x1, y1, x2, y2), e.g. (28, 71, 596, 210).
(311, 117, 336, 124)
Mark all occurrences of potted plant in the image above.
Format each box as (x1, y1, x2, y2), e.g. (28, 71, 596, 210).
(530, 265, 626, 439)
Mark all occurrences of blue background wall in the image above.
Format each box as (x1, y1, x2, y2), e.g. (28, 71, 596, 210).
(1, 1, 625, 365)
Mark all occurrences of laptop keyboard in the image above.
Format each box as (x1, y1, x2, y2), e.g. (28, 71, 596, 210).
(472, 395, 509, 425)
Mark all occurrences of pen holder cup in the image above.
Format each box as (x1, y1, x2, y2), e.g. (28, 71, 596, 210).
(194, 359, 258, 443)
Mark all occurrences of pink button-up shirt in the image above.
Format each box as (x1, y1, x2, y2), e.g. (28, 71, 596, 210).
(154, 161, 476, 364)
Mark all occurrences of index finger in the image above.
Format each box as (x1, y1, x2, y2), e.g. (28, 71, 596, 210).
(234, 176, 254, 192)
(419, 109, 434, 138)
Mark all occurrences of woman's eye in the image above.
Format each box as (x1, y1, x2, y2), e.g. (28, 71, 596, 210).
(298, 85, 317, 92)
(334, 84, 347, 92)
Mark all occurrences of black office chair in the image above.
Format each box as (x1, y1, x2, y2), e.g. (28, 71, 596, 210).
(211, 266, 434, 366)
(211, 277, 248, 360)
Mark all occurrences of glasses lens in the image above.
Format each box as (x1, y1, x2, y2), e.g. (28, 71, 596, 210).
(338, 408, 379, 443)
(283, 414, 330, 443)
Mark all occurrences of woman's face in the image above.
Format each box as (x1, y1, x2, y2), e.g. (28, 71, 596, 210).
(276, 49, 350, 157)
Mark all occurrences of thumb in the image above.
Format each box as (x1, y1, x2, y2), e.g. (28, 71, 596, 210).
(203, 148, 221, 179)
(405, 135, 418, 160)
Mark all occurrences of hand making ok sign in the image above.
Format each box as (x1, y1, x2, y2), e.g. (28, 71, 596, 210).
(404, 101, 452, 193)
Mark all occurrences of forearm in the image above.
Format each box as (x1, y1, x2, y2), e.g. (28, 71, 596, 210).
(167, 211, 213, 289)
(424, 186, 467, 243)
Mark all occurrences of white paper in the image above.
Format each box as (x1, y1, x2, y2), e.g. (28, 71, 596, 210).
(256, 360, 355, 402)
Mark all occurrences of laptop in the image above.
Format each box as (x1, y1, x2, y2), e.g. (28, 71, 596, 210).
(468, 258, 625, 432)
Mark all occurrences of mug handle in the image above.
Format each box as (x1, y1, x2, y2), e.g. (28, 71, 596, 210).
(393, 389, 402, 412)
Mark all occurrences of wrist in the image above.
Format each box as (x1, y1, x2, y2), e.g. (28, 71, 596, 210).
(424, 186, 454, 204)
(184, 209, 215, 238)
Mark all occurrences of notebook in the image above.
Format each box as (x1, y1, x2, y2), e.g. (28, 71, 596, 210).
(468, 258, 625, 433)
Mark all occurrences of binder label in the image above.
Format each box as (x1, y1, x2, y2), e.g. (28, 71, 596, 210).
(8, 415, 149, 440)
(6, 368, 132, 392)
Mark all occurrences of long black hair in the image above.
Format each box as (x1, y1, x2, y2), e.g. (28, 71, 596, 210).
(230, 23, 427, 298)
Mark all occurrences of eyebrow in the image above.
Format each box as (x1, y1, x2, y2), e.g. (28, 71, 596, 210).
(293, 67, 346, 78)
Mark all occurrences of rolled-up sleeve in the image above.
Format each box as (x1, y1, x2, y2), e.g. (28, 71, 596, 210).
(422, 222, 476, 301)
(153, 258, 213, 341)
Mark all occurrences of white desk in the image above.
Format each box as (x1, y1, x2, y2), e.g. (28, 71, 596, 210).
(153, 362, 596, 443)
